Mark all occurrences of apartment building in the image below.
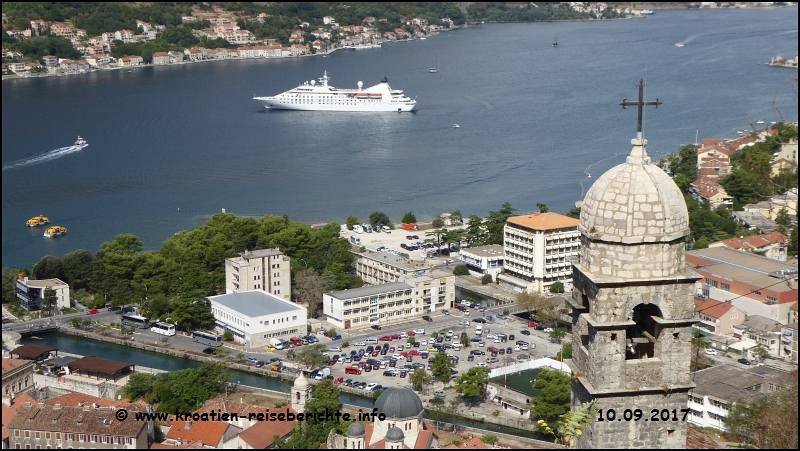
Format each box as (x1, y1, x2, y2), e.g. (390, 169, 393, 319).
(208, 290, 306, 349)
(733, 315, 784, 358)
(498, 212, 580, 293)
(694, 298, 745, 336)
(686, 247, 797, 324)
(8, 403, 148, 449)
(225, 248, 291, 300)
(355, 251, 433, 285)
(15, 275, 70, 312)
(458, 244, 504, 277)
(323, 269, 454, 329)
(688, 364, 788, 431)
(709, 231, 788, 262)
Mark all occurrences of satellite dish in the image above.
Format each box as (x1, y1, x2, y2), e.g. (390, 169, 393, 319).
(310, 79, 315, 86)
(357, 81, 363, 90)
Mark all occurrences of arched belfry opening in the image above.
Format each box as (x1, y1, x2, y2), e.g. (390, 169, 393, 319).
(625, 304, 662, 360)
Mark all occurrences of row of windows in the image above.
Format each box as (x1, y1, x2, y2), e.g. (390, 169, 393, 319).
(13, 430, 134, 444)
(263, 329, 298, 338)
(342, 291, 410, 306)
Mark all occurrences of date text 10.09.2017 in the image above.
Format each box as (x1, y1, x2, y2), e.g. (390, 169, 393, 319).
(597, 408, 690, 422)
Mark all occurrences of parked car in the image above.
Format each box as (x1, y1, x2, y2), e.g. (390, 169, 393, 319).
(332, 334, 343, 340)
(434, 390, 446, 397)
(476, 362, 488, 367)
(245, 357, 259, 364)
(487, 357, 499, 364)
(371, 325, 382, 330)
(543, 327, 554, 333)
(506, 347, 513, 354)
(443, 309, 450, 315)
(737, 358, 752, 365)
(470, 350, 485, 356)
(413, 328, 425, 334)
(472, 318, 486, 324)
(527, 321, 538, 328)
(521, 330, 531, 335)
(422, 315, 433, 322)
(87, 309, 99, 315)
(705, 349, 718, 355)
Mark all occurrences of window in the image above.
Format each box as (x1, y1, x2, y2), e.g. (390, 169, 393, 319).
(705, 279, 718, 288)
(720, 283, 730, 291)
(767, 296, 778, 303)
(750, 289, 762, 296)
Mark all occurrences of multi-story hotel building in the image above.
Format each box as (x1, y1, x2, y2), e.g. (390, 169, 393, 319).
(225, 248, 291, 300)
(15, 275, 70, 312)
(458, 244, 504, 278)
(323, 269, 455, 330)
(498, 213, 580, 293)
(208, 290, 307, 349)
(354, 251, 433, 285)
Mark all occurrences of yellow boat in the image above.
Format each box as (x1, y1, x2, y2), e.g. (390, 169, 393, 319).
(43, 226, 67, 238)
(26, 215, 49, 227)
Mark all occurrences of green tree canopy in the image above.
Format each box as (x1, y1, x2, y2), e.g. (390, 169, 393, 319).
(530, 369, 571, 423)
(452, 265, 469, 276)
(429, 352, 455, 383)
(410, 368, 432, 391)
(432, 218, 445, 228)
(61, 249, 93, 289)
(368, 211, 393, 228)
(402, 212, 417, 224)
(549, 282, 564, 293)
(32, 255, 65, 281)
(454, 366, 490, 405)
(345, 216, 360, 230)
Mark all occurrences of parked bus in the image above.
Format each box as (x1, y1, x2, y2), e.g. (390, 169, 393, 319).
(192, 331, 222, 348)
(121, 314, 150, 329)
(150, 322, 176, 336)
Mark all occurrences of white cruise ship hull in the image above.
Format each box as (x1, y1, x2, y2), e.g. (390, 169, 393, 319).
(254, 72, 417, 112)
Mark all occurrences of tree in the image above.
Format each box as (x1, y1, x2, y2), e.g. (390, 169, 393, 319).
(549, 282, 564, 293)
(566, 206, 581, 219)
(789, 225, 798, 256)
(41, 287, 58, 316)
(556, 342, 572, 360)
(454, 366, 490, 407)
(693, 236, 710, 250)
(32, 255, 65, 281)
(516, 291, 544, 320)
(345, 216, 360, 230)
(481, 274, 492, 285)
(775, 208, 791, 234)
(402, 212, 417, 224)
(530, 369, 571, 423)
(432, 218, 445, 228)
(409, 368, 432, 391)
(724, 370, 797, 449)
(161, 336, 171, 347)
(170, 296, 215, 331)
(368, 211, 393, 228)
(222, 330, 234, 341)
(236, 352, 246, 362)
(429, 352, 455, 383)
(450, 210, 463, 223)
(549, 328, 566, 342)
(465, 215, 485, 243)
(294, 267, 322, 314)
(428, 395, 446, 431)
(460, 333, 470, 348)
(537, 203, 549, 213)
(61, 249, 93, 289)
(452, 265, 469, 276)
(752, 343, 769, 363)
(481, 435, 498, 445)
(298, 379, 342, 446)
(295, 344, 329, 371)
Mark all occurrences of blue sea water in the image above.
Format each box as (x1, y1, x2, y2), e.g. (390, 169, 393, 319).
(2, 7, 798, 268)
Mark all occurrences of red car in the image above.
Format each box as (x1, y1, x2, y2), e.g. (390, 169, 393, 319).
(391, 334, 401, 340)
(400, 352, 409, 358)
(379, 336, 392, 342)
(371, 350, 380, 357)
(407, 331, 416, 336)
(527, 321, 538, 328)
(290, 337, 302, 347)
(87, 309, 99, 315)
(333, 377, 344, 385)
(410, 350, 422, 356)
(388, 347, 395, 353)
(487, 347, 499, 353)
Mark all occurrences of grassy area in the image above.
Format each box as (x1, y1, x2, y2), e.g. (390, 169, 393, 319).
(490, 368, 544, 397)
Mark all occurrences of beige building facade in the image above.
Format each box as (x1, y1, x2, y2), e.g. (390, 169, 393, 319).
(225, 248, 291, 300)
(498, 213, 580, 294)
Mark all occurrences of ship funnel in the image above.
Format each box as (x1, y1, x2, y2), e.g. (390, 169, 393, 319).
(357, 81, 363, 90)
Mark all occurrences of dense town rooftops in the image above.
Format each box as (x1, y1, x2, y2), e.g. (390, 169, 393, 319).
(506, 212, 580, 231)
(7, 404, 145, 437)
(692, 364, 788, 402)
(208, 290, 302, 316)
(686, 248, 797, 294)
(1, 358, 32, 375)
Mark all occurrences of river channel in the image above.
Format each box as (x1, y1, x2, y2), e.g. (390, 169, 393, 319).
(21, 332, 543, 438)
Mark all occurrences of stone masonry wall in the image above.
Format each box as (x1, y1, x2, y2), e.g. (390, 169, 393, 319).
(580, 236, 687, 279)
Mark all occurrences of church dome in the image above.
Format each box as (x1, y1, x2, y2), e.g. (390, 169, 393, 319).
(294, 373, 309, 388)
(346, 422, 366, 437)
(374, 386, 423, 419)
(580, 138, 689, 244)
(385, 426, 405, 442)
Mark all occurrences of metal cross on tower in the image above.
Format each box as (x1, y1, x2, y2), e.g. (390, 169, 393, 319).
(620, 79, 661, 135)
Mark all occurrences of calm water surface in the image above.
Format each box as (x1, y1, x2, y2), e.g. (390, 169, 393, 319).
(3, 7, 797, 268)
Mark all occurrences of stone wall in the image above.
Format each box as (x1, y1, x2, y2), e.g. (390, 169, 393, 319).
(580, 236, 687, 279)
(572, 382, 689, 449)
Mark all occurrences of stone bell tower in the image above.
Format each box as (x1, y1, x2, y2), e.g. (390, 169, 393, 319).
(566, 81, 699, 448)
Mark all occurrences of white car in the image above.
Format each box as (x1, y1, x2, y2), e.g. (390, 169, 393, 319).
(514, 345, 521, 351)
(704, 349, 718, 355)
(405, 343, 412, 349)
(380, 362, 387, 368)
(479, 341, 485, 347)
(476, 362, 488, 367)
(446, 330, 454, 337)
(329, 346, 341, 352)
(485, 333, 497, 340)
(399, 332, 408, 338)
(543, 327, 554, 333)
(421, 340, 428, 346)
(414, 328, 425, 334)
(366, 382, 377, 390)
(494, 338, 500, 343)
(521, 344, 529, 350)
(355, 341, 366, 346)
(392, 353, 402, 359)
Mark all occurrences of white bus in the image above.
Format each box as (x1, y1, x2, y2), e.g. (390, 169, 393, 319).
(150, 322, 176, 336)
(192, 331, 222, 348)
(121, 314, 150, 329)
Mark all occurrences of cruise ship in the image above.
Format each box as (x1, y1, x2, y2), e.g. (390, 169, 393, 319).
(253, 72, 417, 112)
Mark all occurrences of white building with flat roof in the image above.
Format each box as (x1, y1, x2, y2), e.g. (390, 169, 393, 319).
(458, 244, 504, 277)
(208, 290, 306, 348)
(14, 275, 70, 312)
(498, 213, 580, 294)
(225, 248, 291, 300)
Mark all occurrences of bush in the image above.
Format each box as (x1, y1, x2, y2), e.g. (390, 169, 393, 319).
(549, 282, 564, 293)
(452, 265, 469, 276)
(342, 341, 349, 348)
(482, 434, 499, 445)
(222, 330, 234, 341)
(402, 212, 417, 224)
(432, 218, 445, 228)
(481, 274, 493, 285)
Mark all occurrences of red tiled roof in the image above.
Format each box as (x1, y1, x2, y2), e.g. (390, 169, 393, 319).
(236, 414, 296, 448)
(44, 391, 125, 408)
(1, 393, 37, 441)
(165, 421, 231, 447)
(1, 359, 32, 375)
(695, 299, 734, 319)
(720, 231, 787, 251)
(507, 212, 580, 231)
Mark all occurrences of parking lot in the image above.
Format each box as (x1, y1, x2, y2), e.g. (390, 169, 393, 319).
(340, 224, 463, 266)
(241, 302, 568, 402)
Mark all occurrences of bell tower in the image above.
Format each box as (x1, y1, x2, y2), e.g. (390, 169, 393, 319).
(566, 82, 699, 448)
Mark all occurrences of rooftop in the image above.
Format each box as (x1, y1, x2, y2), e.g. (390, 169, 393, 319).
(9, 344, 57, 360)
(327, 282, 412, 300)
(459, 244, 504, 258)
(358, 251, 432, 272)
(1, 359, 33, 375)
(165, 420, 234, 447)
(741, 315, 783, 334)
(67, 357, 135, 379)
(7, 404, 146, 437)
(692, 364, 788, 402)
(695, 299, 734, 319)
(208, 290, 302, 317)
(507, 212, 580, 231)
(23, 278, 67, 288)
(686, 248, 797, 294)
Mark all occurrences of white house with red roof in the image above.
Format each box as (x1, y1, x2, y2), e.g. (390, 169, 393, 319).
(690, 178, 733, 209)
(709, 231, 788, 262)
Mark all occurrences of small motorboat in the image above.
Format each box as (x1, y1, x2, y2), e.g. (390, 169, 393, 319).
(453, 124, 460, 129)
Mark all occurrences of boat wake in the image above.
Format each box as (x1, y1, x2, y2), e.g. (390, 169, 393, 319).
(3, 143, 88, 171)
